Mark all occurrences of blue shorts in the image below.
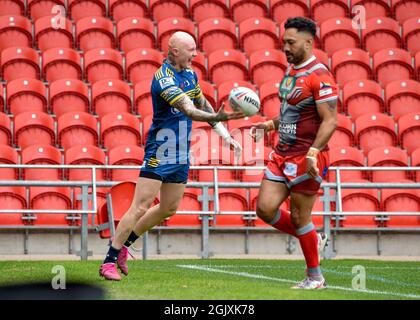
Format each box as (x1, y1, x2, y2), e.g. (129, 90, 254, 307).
(139, 160, 189, 184)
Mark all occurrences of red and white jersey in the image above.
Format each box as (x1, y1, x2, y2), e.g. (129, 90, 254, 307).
(274, 55, 338, 156)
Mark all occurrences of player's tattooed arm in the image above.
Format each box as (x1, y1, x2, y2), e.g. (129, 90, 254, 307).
(312, 99, 338, 150)
(194, 94, 217, 126)
(173, 95, 245, 122)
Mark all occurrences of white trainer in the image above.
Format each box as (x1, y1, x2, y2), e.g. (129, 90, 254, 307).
(291, 277, 327, 290)
(317, 232, 328, 263)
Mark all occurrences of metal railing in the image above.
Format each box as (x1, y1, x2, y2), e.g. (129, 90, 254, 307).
(0, 164, 419, 259)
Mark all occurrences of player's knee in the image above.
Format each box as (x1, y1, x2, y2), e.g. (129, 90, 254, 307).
(256, 204, 275, 223)
(131, 205, 148, 220)
(290, 209, 301, 228)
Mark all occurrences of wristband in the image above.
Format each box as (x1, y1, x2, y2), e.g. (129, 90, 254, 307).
(306, 147, 320, 158)
(212, 122, 231, 140)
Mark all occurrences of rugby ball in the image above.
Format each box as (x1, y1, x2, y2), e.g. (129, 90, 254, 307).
(228, 87, 260, 116)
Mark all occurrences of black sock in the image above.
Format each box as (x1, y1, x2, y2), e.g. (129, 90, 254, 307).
(124, 231, 140, 248)
(103, 246, 121, 264)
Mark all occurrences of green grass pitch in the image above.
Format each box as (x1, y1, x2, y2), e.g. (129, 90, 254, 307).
(0, 259, 420, 300)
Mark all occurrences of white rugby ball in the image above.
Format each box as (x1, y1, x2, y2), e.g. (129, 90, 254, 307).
(228, 87, 260, 116)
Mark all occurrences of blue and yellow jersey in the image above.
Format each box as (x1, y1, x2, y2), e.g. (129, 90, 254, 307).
(144, 59, 203, 165)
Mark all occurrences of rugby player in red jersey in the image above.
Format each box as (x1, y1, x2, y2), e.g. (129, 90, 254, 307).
(251, 17, 337, 289)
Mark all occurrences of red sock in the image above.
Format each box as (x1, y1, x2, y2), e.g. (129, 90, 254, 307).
(297, 223, 321, 277)
(270, 209, 297, 237)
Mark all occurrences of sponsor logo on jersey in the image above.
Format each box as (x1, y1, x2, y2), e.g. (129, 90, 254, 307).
(159, 77, 175, 89)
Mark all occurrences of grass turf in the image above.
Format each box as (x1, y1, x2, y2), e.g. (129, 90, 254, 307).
(0, 259, 420, 300)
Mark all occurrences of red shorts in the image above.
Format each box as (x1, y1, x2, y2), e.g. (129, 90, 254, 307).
(264, 150, 329, 195)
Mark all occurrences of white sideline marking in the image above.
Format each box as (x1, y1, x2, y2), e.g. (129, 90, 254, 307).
(187, 265, 420, 271)
(176, 264, 420, 299)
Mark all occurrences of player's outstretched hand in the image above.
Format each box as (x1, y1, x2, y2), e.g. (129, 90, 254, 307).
(215, 103, 246, 121)
(250, 122, 269, 142)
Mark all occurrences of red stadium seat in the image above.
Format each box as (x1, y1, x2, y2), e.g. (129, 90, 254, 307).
(73, 185, 108, 226)
(415, 52, 420, 84)
(313, 48, 330, 67)
(76, 16, 115, 52)
(1, 47, 40, 82)
(117, 17, 155, 53)
(328, 147, 365, 182)
(385, 80, 420, 121)
(341, 185, 381, 228)
(134, 80, 153, 118)
(0, 15, 32, 53)
(29, 186, 72, 226)
(157, 17, 195, 53)
(0, 113, 12, 146)
(0, 145, 19, 180)
(240, 144, 271, 174)
(126, 48, 163, 85)
(350, 0, 391, 19)
(216, 80, 256, 110)
(259, 80, 280, 119)
(403, 17, 420, 54)
(331, 48, 371, 87)
(68, 0, 106, 22)
(58, 111, 98, 150)
(382, 187, 420, 228)
(230, 0, 268, 24)
(0, 0, 25, 16)
(14, 112, 55, 150)
(6, 78, 47, 115)
(190, 0, 229, 23)
(22, 144, 62, 181)
(91, 79, 131, 118)
(192, 51, 207, 80)
(198, 17, 237, 55)
(391, 0, 420, 24)
(0, 186, 27, 226)
(165, 188, 201, 227)
(108, 145, 144, 181)
(343, 80, 384, 120)
(65, 145, 106, 181)
(197, 80, 216, 108)
(270, 0, 309, 26)
(398, 112, 420, 155)
(34, 15, 73, 51)
(209, 185, 248, 227)
(355, 113, 397, 155)
(28, 0, 65, 21)
(100, 112, 141, 149)
(97, 181, 147, 237)
(42, 48, 82, 82)
(311, 0, 349, 24)
(0, 83, 4, 112)
(208, 49, 248, 87)
(320, 18, 360, 55)
(109, 0, 148, 22)
(250, 49, 287, 88)
(150, 0, 188, 23)
(411, 148, 420, 181)
(362, 17, 402, 55)
(239, 17, 279, 56)
(329, 113, 354, 149)
(49, 79, 89, 117)
(373, 48, 414, 87)
(367, 146, 409, 182)
(84, 48, 123, 84)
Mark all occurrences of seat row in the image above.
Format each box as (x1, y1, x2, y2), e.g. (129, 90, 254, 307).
(2, 0, 419, 25)
(1, 13, 420, 56)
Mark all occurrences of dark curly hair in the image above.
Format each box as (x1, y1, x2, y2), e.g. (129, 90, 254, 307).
(284, 17, 317, 37)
